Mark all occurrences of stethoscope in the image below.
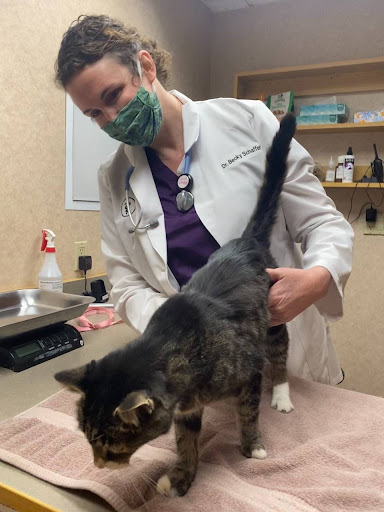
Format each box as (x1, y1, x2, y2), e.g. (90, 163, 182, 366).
(125, 150, 194, 234)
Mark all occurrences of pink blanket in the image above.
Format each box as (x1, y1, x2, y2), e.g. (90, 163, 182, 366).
(0, 377, 383, 512)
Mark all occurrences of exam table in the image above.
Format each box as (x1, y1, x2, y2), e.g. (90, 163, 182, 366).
(0, 321, 383, 512)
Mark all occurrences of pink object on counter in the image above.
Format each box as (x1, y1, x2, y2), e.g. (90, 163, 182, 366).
(76, 306, 123, 332)
(0, 378, 383, 511)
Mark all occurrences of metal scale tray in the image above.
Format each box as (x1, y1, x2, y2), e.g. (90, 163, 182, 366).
(0, 289, 94, 341)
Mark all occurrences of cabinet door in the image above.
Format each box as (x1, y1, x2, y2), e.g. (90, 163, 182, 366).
(65, 95, 120, 211)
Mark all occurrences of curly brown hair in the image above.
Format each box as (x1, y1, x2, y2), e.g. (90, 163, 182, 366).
(55, 15, 171, 88)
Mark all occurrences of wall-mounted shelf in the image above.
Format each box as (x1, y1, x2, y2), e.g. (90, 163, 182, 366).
(233, 58, 384, 193)
(322, 182, 383, 188)
(297, 122, 384, 135)
(234, 57, 384, 99)
(313, 167, 382, 188)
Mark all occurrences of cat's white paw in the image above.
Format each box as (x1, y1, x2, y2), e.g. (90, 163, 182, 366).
(156, 475, 178, 497)
(251, 448, 267, 459)
(271, 382, 294, 413)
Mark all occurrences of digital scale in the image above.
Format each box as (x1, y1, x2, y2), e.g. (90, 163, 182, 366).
(0, 323, 84, 372)
(0, 289, 94, 372)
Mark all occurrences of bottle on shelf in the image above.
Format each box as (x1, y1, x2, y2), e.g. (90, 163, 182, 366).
(343, 146, 354, 183)
(325, 156, 335, 182)
(335, 156, 344, 182)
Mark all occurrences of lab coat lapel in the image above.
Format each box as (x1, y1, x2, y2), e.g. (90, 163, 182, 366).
(124, 147, 167, 264)
(176, 93, 227, 247)
(173, 90, 200, 154)
(192, 168, 230, 248)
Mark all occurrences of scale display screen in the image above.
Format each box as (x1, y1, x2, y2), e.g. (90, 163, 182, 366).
(0, 324, 84, 372)
(13, 342, 41, 358)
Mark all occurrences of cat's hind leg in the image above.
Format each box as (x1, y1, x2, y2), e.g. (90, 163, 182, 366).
(157, 407, 203, 497)
(267, 325, 294, 413)
(237, 372, 267, 459)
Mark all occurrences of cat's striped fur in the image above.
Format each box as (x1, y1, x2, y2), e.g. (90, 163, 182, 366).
(55, 113, 296, 497)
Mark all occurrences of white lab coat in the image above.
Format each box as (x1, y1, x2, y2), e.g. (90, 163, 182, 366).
(98, 91, 354, 386)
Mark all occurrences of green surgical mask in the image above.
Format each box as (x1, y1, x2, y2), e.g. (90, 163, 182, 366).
(102, 85, 162, 146)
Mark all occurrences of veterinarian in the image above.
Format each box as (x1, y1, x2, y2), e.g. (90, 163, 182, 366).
(56, 15, 354, 386)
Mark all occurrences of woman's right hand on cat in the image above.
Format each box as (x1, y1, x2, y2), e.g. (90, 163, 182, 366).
(266, 266, 332, 326)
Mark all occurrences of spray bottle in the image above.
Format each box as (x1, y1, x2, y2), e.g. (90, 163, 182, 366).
(38, 229, 63, 292)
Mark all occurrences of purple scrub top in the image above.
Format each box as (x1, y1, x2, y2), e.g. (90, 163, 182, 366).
(145, 148, 220, 286)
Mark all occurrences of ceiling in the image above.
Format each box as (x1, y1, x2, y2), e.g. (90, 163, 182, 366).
(200, 0, 282, 13)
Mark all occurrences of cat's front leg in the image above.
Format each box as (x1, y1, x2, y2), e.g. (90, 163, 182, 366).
(157, 407, 203, 497)
(237, 373, 267, 459)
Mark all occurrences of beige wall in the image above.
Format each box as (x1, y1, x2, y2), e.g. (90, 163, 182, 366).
(0, 0, 211, 292)
(1, 0, 383, 395)
(210, 0, 384, 98)
(210, 0, 384, 396)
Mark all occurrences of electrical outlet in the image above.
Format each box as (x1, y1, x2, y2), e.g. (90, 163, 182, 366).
(74, 241, 88, 270)
(364, 213, 384, 235)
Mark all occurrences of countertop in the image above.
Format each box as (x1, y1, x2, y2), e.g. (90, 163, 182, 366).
(0, 318, 137, 512)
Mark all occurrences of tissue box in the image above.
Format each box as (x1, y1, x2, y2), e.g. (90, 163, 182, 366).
(354, 110, 384, 123)
(296, 114, 346, 125)
(300, 103, 348, 118)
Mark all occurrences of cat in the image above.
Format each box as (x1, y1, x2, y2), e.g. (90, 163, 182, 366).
(55, 113, 296, 498)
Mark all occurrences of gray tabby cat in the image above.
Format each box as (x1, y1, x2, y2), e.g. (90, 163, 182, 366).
(55, 113, 296, 497)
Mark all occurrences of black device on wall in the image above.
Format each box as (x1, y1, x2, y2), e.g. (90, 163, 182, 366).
(372, 144, 384, 182)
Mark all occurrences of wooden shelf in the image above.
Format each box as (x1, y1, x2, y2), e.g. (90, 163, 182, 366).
(232, 58, 384, 192)
(322, 182, 384, 188)
(234, 56, 384, 99)
(297, 122, 384, 134)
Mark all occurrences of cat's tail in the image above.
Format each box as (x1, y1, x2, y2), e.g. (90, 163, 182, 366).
(250, 113, 296, 245)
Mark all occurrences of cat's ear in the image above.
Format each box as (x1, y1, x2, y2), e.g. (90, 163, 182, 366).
(114, 390, 154, 427)
(54, 365, 87, 393)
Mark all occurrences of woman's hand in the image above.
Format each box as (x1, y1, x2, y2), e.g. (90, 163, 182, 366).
(265, 266, 332, 326)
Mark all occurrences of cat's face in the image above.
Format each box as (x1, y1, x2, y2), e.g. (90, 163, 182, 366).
(55, 364, 174, 469)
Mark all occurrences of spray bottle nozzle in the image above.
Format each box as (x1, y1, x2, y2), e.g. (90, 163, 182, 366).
(41, 229, 56, 252)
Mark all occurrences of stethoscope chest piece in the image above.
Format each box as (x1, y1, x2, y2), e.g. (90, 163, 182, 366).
(176, 190, 194, 213)
(176, 151, 194, 213)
